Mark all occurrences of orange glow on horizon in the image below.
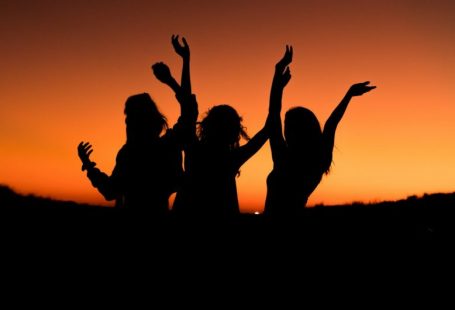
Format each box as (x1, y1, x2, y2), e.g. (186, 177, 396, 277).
(1, 1, 455, 212)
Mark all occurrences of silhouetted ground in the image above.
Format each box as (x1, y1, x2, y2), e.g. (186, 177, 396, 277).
(1, 184, 455, 244)
(3, 184, 455, 288)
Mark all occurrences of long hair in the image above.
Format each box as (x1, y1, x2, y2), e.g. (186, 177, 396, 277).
(124, 93, 168, 142)
(284, 107, 331, 174)
(198, 105, 250, 150)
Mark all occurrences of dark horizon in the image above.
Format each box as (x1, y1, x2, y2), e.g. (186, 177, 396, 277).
(2, 183, 455, 244)
(2, 183, 454, 210)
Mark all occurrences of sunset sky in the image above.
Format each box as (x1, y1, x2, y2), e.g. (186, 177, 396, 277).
(1, 0, 454, 213)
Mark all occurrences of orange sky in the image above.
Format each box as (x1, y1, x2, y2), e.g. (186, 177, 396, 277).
(1, 0, 455, 213)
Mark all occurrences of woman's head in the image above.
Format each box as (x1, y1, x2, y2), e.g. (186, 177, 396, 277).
(285, 107, 332, 174)
(124, 93, 168, 142)
(284, 107, 322, 150)
(198, 105, 249, 149)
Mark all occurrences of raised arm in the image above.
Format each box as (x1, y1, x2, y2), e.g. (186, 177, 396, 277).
(269, 45, 293, 163)
(152, 35, 194, 117)
(322, 81, 376, 167)
(172, 34, 191, 95)
(152, 62, 198, 145)
(235, 46, 293, 168)
(152, 60, 197, 118)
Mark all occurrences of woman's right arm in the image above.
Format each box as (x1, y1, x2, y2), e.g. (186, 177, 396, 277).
(269, 46, 293, 163)
(171, 34, 191, 96)
(77, 141, 121, 202)
(152, 62, 198, 146)
(235, 46, 293, 168)
(152, 35, 196, 123)
(322, 81, 376, 171)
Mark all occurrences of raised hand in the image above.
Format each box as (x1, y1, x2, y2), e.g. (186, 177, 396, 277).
(78, 141, 96, 171)
(275, 45, 293, 72)
(172, 34, 190, 59)
(348, 81, 376, 97)
(274, 45, 293, 88)
(152, 62, 173, 85)
(279, 67, 292, 87)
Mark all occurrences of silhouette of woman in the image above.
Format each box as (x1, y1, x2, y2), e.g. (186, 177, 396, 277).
(155, 35, 270, 219)
(264, 46, 376, 217)
(77, 49, 195, 215)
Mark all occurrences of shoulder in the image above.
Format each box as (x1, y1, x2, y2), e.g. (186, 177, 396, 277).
(115, 144, 128, 161)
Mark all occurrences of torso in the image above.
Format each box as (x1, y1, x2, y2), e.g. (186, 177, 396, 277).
(265, 150, 324, 217)
(173, 143, 240, 218)
(116, 131, 182, 213)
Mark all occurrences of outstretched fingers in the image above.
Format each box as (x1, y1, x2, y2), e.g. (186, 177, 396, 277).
(171, 34, 190, 58)
(171, 34, 179, 50)
(78, 141, 89, 152)
(78, 141, 93, 162)
(276, 44, 293, 71)
(81, 142, 92, 153)
(363, 81, 377, 92)
(285, 45, 293, 62)
(365, 86, 377, 92)
(349, 81, 377, 96)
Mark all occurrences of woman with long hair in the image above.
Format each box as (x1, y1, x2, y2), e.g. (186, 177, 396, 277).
(265, 46, 376, 217)
(155, 36, 274, 219)
(77, 40, 195, 215)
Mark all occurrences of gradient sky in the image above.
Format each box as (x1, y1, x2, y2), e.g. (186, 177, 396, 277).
(1, 0, 454, 212)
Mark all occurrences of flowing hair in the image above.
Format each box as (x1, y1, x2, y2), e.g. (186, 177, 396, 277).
(285, 107, 331, 174)
(198, 105, 249, 150)
(124, 93, 168, 138)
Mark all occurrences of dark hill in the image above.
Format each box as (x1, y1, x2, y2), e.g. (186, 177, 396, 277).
(1, 184, 455, 242)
